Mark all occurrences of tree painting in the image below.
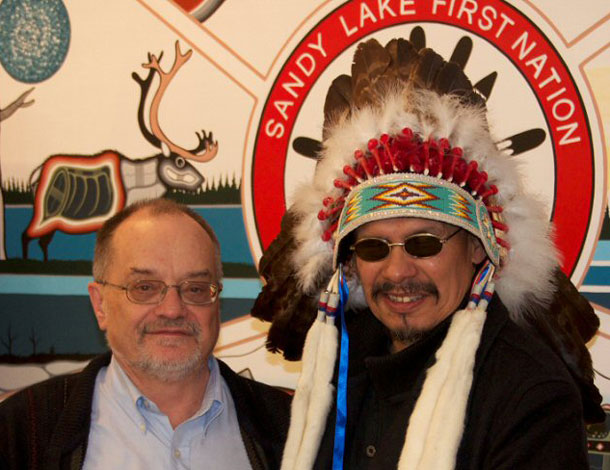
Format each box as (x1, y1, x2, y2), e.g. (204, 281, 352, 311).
(0, 88, 34, 259)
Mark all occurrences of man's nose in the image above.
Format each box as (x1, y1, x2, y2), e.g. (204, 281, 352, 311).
(156, 285, 185, 317)
(381, 244, 418, 282)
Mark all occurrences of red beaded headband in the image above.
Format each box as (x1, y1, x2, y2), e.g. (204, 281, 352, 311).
(317, 127, 509, 252)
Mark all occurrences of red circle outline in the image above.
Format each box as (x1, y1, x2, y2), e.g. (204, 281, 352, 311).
(251, 0, 594, 275)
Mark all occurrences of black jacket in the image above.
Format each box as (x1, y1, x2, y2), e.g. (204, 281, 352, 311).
(0, 353, 290, 470)
(313, 296, 589, 469)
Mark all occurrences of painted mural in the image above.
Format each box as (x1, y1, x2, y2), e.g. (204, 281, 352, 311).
(0, 0, 609, 465)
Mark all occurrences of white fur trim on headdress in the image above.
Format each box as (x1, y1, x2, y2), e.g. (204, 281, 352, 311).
(289, 89, 558, 320)
(281, 277, 340, 470)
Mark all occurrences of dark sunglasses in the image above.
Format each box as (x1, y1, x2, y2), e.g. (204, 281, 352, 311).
(350, 229, 461, 261)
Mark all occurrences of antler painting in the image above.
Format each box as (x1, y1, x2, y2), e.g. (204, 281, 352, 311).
(21, 41, 218, 261)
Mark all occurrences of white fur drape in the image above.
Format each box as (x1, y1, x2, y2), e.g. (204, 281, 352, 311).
(398, 308, 487, 470)
(281, 315, 338, 470)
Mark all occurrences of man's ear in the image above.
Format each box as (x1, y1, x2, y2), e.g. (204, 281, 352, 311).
(470, 236, 487, 265)
(342, 255, 358, 280)
(88, 282, 108, 331)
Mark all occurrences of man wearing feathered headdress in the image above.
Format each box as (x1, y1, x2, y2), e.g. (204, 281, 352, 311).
(252, 37, 604, 470)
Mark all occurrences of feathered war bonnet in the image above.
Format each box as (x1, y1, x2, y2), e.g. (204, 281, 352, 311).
(252, 37, 603, 470)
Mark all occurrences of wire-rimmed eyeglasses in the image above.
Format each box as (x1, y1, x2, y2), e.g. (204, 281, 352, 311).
(96, 279, 221, 305)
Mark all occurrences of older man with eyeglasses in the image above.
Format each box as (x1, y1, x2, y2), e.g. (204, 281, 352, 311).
(251, 37, 603, 470)
(0, 198, 290, 470)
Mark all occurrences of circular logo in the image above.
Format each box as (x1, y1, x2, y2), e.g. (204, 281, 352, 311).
(0, 0, 71, 83)
(246, 0, 603, 282)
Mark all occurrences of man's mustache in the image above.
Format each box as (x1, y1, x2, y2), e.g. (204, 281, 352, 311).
(139, 318, 201, 336)
(372, 281, 439, 298)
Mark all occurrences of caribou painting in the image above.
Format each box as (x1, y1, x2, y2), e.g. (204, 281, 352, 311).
(22, 41, 218, 260)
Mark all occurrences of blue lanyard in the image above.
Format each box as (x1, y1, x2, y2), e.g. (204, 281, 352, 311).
(332, 274, 350, 470)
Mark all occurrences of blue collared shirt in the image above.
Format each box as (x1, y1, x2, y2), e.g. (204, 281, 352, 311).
(82, 356, 251, 469)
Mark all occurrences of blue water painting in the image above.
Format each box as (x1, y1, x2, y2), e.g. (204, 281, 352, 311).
(4, 205, 254, 265)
